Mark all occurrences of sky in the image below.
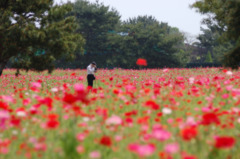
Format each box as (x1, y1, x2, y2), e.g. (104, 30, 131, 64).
(55, 0, 205, 36)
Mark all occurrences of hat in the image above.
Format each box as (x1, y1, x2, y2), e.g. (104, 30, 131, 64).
(91, 61, 97, 65)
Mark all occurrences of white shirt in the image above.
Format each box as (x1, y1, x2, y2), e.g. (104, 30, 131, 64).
(87, 65, 95, 75)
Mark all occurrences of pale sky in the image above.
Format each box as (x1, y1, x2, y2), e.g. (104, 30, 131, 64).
(55, 0, 205, 36)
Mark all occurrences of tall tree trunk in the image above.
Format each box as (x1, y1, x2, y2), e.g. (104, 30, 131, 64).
(0, 60, 8, 76)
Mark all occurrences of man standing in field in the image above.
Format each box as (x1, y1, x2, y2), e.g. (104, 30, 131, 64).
(87, 62, 97, 87)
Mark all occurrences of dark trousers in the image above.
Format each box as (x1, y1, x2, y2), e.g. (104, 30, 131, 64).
(87, 74, 95, 87)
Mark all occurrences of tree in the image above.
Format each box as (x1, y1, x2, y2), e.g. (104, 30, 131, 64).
(71, 0, 120, 55)
(192, 0, 240, 69)
(54, 0, 120, 69)
(213, 41, 235, 63)
(175, 49, 191, 66)
(197, 28, 215, 56)
(107, 16, 184, 68)
(205, 51, 213, 63)
(195, 24, 235, 63)
(0, 0, 85, 75)
(191, 18, 236, 64)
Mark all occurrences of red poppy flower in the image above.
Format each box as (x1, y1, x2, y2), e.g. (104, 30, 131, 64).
(183, 155, 197, 159)
(181, 127, 198, 141)
(145, 100, 160, 110)
(48, 114, 58, 120)
(137, 116, 150, 125)
(157, 112, 163, 117)
(99, 136, 112, 147)
(10, 116, 21, 127)
(46, 120, 59, 129)
(136, 58, 147, 66)
(201, 113, 220, 125)
(63, 93, 77, 104)
(39, 97, 53, 110)
(214, 136, 235, 149)
(125, 117, 133, 124)
(125, 110, 137, 116)
(0, 101, 9, 110)
(71, 73, 76, 76)
(222, 69, 228, 73)
(113, 89, 120, 95)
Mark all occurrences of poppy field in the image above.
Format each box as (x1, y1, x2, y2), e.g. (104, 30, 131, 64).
(0, 68, 240, 159)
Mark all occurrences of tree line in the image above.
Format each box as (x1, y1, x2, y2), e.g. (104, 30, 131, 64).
(55, 0, 185, 69)
(1, 0, 239, 75)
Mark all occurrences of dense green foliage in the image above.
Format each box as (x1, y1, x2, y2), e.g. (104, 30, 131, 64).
(0, 0, 85, 75)
(4, 0, 239, 72)
(192, 0, 240, 69)
(71, 0, 120, 56)
(106, 16, 184, 68)
(194, 24, 235, 63)
(57, 1, 186, 69)
(204, 51, 213, 63)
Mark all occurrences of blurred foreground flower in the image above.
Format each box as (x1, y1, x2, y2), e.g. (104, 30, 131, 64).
(106, 115, 122, 125)
(214, 136, 235, 149)
(89, 151, 101, 159)
(181, 127, 198, 141)
(164, 143, 179, 154)
(0, 139, 11, 154)
(0, 110, 10, 130)
(128, 143, 155, 157)
(99, 136, 112, 147)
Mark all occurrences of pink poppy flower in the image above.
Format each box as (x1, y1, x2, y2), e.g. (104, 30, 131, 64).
(76, 133, 86, 142)
(0, 111, 10, 130)
(76, 145, 84, 154)
(152, 129, 171, 141)
(222, 94, 229, 99)
(128, 143, 155, 157)
(89, 151, 101, 158)
(105, 115, 122, 125)
(164, 143, 179, 154)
